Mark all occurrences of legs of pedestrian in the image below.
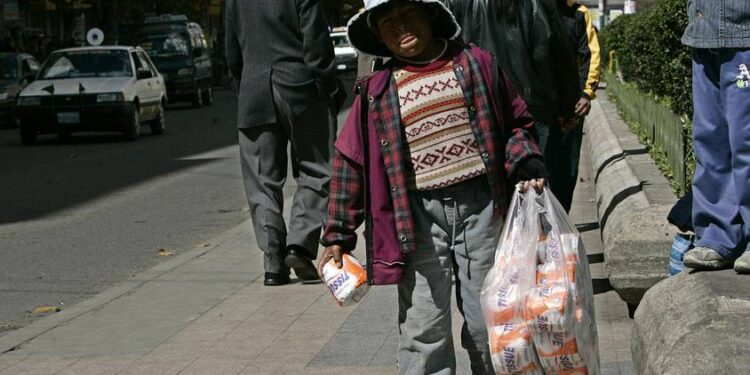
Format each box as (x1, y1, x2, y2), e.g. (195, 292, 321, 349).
(725, 49, 750, 273)
(272, 87, 336, 282)
(538, 121, 583, 212)
(685, 49, 745, 270)
(239, 125, 291, 285)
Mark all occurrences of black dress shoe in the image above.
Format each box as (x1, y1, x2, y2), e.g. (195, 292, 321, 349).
(284, 246, 320, 282)
(264, 272, 290, 286)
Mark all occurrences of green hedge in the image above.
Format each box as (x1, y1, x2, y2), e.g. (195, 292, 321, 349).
(601, 0, 692, 116)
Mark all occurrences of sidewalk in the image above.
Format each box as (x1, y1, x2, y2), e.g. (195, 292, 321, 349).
(0, 99, 634, 375)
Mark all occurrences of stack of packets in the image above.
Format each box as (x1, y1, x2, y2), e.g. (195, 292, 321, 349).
(481, 189, 599, 375)
(322, 254, 370, 306)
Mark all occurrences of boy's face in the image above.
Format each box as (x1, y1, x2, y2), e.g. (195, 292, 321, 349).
(373, 2, 436, 60)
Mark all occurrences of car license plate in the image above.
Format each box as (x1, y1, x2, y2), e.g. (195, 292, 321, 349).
(337, 64, 347, 71)
(57, 112, 80, 124)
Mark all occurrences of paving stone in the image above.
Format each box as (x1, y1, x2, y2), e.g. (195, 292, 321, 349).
(244, 350, 318, 374)
(55, 355, 139, 375)
(310, 331, 389, 367)
(117, 353, 197, 375)
(305, 367, 398, 375)
(179, 356, 250, 375)
(368, 328, 399, 367)
(0, 354, 28, 372)
(0, 355, 78, 375)
(200, 338, 267, 360)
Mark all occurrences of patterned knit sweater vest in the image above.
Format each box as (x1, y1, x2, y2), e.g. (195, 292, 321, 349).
(394, 57, 487, 191)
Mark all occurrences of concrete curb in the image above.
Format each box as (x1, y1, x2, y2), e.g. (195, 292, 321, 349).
(632, 269, 750, 374)
(0, 219, 252, 354)
(586, 91, 677, 310)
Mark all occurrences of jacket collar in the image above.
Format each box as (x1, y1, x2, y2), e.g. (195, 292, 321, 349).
(366, 69, 392, 98)
(366, 42, 468, 99)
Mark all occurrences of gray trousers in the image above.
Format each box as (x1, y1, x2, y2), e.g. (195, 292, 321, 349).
(238, 87, 335, 274)
(399, 177, 501, 375)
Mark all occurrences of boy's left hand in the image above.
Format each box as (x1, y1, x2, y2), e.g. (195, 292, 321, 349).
(513, 157, 549, 184)
(519, 178, 546, 193)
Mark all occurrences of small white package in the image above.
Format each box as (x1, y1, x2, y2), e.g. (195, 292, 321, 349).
(322, 254, 369, 306)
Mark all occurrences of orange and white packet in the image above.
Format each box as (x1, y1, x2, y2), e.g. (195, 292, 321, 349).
(488, 323, 543, 375)
(322, 254, 369, 306)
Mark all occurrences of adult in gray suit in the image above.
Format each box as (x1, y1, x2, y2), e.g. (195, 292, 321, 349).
(225, 0, 342, 286)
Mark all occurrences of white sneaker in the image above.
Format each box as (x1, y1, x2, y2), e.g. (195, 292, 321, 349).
(683, 247, 733, 270)
(734, 251, 750, 274)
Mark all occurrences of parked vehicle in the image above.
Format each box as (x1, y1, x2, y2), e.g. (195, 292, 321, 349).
(16, 46, 167, 145)
(137, 14, 213, 108)
(330, 30, 357, 73)
(0, 53, 41, 127)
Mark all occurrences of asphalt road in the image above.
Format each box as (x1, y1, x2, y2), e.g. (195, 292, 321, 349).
(0, 74, 356, 336)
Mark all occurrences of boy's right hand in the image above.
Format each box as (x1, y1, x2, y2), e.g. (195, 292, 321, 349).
(318, 245, 345, 277)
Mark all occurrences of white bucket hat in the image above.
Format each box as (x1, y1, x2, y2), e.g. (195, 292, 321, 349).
(347, 0, 462, 57)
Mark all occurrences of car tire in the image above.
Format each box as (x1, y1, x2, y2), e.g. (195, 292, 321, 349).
(125, 104, 140, 141)
(9, 110, 19, 129)
(150, 103, 166, 135)
(58, 130, 72, 143)
(192, 87, 203, 108)
(19, 122, 37, 145)
(202, 86, 213, 106)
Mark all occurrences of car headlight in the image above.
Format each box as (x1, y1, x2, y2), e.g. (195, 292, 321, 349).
(0, 92, 8, 101)
(97, 93, 124, 103)
(18, 96, 41, 106)
(177, 68, 194, 77)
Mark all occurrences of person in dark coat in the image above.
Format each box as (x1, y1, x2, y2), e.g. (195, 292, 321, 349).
(225, 0, 344, 286)
(444, 0, 582, 211)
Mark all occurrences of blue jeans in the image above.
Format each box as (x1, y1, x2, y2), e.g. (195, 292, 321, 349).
(537, 121, 584, 212)
(692, 48, 750, 258)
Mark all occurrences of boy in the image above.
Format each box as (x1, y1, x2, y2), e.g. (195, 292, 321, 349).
(318, 0, 546, 373)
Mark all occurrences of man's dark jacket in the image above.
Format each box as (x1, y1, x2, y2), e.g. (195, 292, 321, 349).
(225, 0, 338, 128)
(445, 0, 580, 124)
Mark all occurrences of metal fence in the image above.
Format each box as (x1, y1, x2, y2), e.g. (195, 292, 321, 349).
(604, 70, 694, 195)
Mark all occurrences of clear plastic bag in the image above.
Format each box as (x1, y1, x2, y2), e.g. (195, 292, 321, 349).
(481, 187, 600, 375)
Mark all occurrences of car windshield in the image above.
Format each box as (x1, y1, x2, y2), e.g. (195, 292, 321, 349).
(139, 32, 190, 59)
(331, 34, 351, 48)
(0, 55, 17, 80)
(39, 50, 132, 79)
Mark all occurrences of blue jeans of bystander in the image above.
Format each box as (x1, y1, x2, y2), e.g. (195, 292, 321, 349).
(691, 48, 750, 258)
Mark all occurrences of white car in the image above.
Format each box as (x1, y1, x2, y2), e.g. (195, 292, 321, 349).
(16, 46, 167, 145)
(331, 31, 357, 72)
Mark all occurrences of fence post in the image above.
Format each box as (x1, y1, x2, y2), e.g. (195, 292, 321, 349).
(681, 123, 689, 195)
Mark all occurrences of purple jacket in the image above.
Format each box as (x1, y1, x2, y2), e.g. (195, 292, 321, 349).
(322, 44, 540, 284)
